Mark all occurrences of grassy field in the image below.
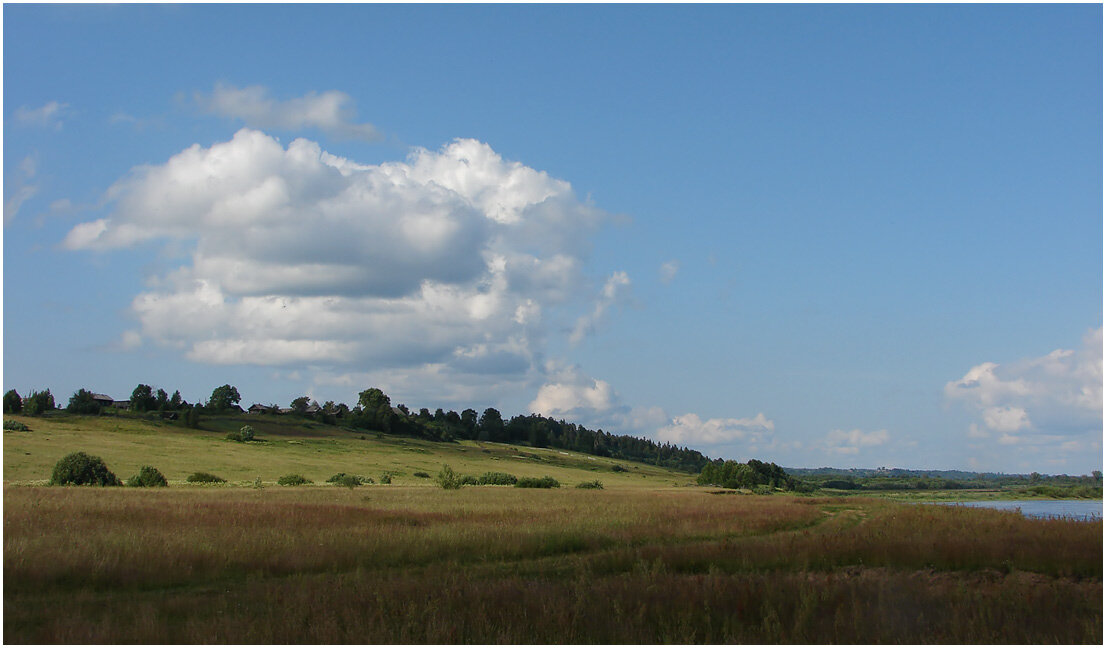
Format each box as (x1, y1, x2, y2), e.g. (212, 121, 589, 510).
(2, 412, 688, 487)
(4, 413, 1102, 643)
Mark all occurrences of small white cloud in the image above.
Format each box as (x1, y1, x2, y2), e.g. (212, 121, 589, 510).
(14, 101, 69, 130)
(195, 83, 380, 141)
(824, 428, 890, 455)
(118, 330, 143, 350)
(656, 412, 775, 445)
(659, 259, 680, 284)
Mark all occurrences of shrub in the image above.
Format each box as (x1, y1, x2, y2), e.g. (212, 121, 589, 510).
(226, 425, 255, 442)
(186, 471, 226, 484)
(50, 452, 121, 486)
(379, 473, 392, 485)
(436, 464, 463, 490)
(477, 471, 518, 486)
(413, 471, 430, 479)
(576, 479, 604, 489)
(126, 465, 168, 487)
(515, 476, 560, 489)
(327, 473, 367, 488)
(611, 464, 628, 473)
(277, 473, 312, 486)
(4, 420, 29, 431)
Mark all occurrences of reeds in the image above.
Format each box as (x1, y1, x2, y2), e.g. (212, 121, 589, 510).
(4, 487, 1100, 643)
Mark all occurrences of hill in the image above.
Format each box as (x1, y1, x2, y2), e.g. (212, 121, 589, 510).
(2, 411, 695, 488)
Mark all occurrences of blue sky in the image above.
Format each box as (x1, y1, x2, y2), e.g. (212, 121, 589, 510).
(4, 4, 1102, 474)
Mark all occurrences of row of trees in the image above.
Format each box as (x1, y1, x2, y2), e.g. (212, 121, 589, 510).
(3, 383, 713, 474)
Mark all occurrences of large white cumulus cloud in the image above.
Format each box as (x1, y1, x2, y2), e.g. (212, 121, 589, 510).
(945, 327, 1103, 445)
(64, 129, 607, 378)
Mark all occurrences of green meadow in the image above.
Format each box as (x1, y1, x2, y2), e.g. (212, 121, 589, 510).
(4, 413, 1102, 643)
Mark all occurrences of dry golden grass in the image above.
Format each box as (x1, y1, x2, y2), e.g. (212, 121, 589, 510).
(4, 486, 1101, 643)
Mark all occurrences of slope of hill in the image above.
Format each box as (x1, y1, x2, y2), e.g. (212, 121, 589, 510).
(2, 412, 694, 488)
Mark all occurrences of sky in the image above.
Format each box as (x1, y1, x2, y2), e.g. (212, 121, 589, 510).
(3, 4, 1102, 474)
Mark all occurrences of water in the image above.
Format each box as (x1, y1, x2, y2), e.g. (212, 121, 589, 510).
(937, 499, 1102, 521)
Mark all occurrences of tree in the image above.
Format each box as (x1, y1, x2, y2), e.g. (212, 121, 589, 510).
(4, 389, 22, 414)
(357, 387, 395, 432)
(478, 408, 505, 442)
(1093, 470, 1102, 482)
(169, 390, 183, 410)
(155, 388, 169, 411)
(209, 384, 241, 411)
(23, 389, 54, 416)
(291, 396, 311, 415)
(130, 384, 156, 412)
(66, 389, 102, 415)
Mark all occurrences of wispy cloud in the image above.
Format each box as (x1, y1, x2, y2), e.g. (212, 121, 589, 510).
(659, 259, 680, 284)
(194, 83, 381, 141)
(4, 156, 39, 225)
(14, 101, 69, 130)
(569, 271, 631, 345)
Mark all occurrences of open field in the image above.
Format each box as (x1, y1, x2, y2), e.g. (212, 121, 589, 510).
(2, 412, 688, 488)
(4, 485, 1102, 643)
(4, 414, 1102, 642)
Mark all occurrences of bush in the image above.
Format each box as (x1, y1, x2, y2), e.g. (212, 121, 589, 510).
(611, 464, 628, 473)
(413, 471, 430, 479)
(379, 473, 392, 485)
(226, 425, 255, 442)
(576, 479, 604, 489)
(50, 452, 121, 486)
(459, 474, 478, 485)
(515, 476, 560, 489)
(3, 420, 29, 431)
(126, 465, 168, 487)
(186, 471, 226, 484)
(477, 471, 518, 486)
(277, 473, 312, 486)
(327, 472, 368, 488)
(436, 464, 463, 490)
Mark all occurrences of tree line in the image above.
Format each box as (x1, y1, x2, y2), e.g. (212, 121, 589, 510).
(3, 384, 714, 474)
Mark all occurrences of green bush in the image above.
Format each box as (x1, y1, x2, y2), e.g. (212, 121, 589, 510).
(327, 473, 368, 488)
(126, 465, 168, 487)
(186, 471, 226, 484)
(379, 473, 392, 484)
(3, 419, 29, 431)
(413, 471, 430, 479)
(515, 476, 560, 489)
(477, 471, 518, 486)
(436, 465, 463, 490)
(459, 474, 478, 485)
(611, 464, 628, 473)
(277, 473, 312, 486)
(226, 425, 255, 442)
(50, 452, 121, 486)
(576, 479, 604, 489)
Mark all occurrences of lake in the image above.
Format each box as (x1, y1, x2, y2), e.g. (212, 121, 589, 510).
(936, 499, 1102, 521)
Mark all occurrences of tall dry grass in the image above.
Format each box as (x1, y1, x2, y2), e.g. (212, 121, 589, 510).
(4, 487, 1101, 643)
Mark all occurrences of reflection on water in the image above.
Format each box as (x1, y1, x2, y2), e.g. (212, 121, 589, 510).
(937, 499, 1102, 521)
